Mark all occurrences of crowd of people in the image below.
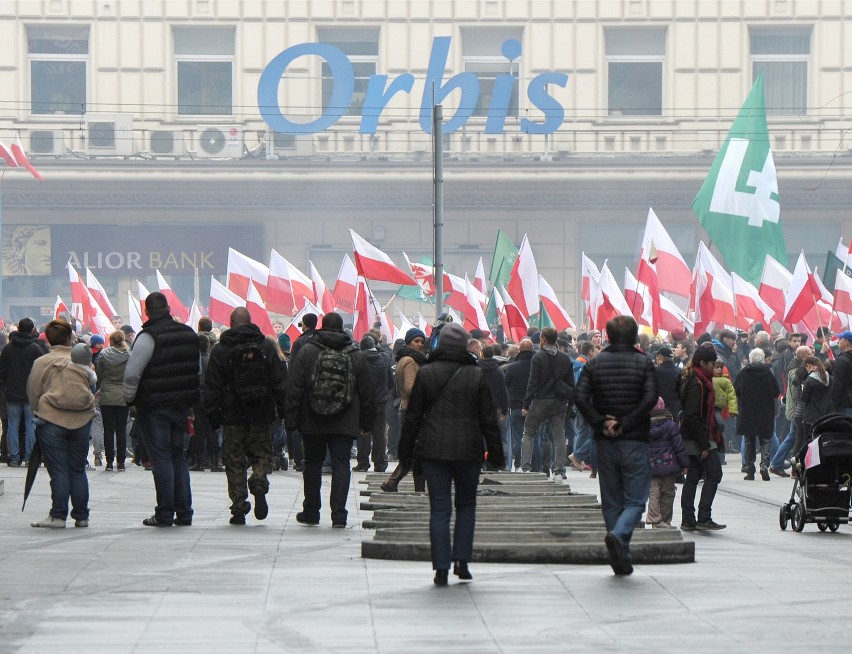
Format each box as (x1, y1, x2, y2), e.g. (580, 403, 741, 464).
(1, 299, 845, 581)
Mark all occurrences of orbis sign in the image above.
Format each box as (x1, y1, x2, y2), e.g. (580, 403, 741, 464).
(258, 37, 568, 135)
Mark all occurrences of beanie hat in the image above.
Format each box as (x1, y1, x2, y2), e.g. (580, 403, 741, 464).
(692, 343, 718, 365)
(278, 333, 291, 353)
(71, 342, 93, 366)
(89, 334, 105, 347)
(438, 322, 468, 352)
(360, 335, 376, 351)
(404, 328, 426, 344)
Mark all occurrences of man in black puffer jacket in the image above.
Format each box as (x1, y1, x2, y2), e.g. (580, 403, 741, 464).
(0, 318, 45, 465)
(503, 339, 535, 470)
(575, 316, 658, 576)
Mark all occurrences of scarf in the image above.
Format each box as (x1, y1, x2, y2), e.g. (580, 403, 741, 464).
(693, 365, 722, 446)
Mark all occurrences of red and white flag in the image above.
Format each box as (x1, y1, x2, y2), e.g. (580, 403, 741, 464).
(641, 208, 690, 298)
(332, 254, 358, 313)
(594, 263, 633, 332)
(268, 249, 315, 315)
(136, 280, 151, 322)
(732, 272, 775, 330)
(82, 285, 114, 338)
(209, 276, 246, 325)
(490, 287, 512, 341)
(624, 267, 653, 328)
(353, 277, 380, 340)
(284, 300, 323, 344)
(462, 275, 490, 333)
(783, 251, 821, 326)
(693, 243, 736, 335)
(834, 270, 852, 315)
(444, 270, 486, 314)
(538, 275, 575, 331)
(226, 248, 268, 300)
(396, 309, 416, 336)
(247, 279, 276, 336)
(309, 261, 335, 315)
(378, 311, 396, 344)
(836, 237, 852, 271)
(127, 291, 144, 333)
(636, 239, 663, 334)
(473, 257, 487, 295)
(349, 229, 415, 286)
(2, 135, 44, 181)
(68, 262, 96, 329)
(499, 284, 529, 343)
(659, 294, 694, 334)
(53, 295, 69, 321)
(0, 140, 18, 168)
(418, 312, 432, 337)
(507, 234, 539, 319)
(188, 300, 202, 332)
(758, 255, 792, 325)
(581, 253, 600, 304)
(155, 269, 189, 322)
(85, 268, 118, 319)
(402, 253, 434, 295)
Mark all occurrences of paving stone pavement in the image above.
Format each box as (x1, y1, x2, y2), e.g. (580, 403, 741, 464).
(2, 459, 852, 653)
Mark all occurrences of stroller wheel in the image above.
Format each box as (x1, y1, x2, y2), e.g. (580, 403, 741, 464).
(829, 520, 840, 532)
(791, 503, 806, 532)
(779, 505, 789, 531)
(818, 522, 828, 532)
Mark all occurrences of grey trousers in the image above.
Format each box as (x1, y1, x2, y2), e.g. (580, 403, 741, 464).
(521, 399, 568, 474)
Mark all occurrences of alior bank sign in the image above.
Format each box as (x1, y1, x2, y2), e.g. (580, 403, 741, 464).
(258, 37, 569, 136)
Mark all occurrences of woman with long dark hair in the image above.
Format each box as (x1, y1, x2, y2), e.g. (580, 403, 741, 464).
(96, 331, 130, 471)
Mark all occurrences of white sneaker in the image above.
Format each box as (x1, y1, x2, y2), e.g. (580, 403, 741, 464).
(31, 515, 66, 529)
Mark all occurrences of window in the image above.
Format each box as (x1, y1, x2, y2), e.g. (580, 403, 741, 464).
(462, 28, 522, 118)
(751, 28, 810, 116)
(28, 26, 88, 115)
(605, 28, 666, 116)
(317, 29, 379, 117)
(174, 27, 234, 115)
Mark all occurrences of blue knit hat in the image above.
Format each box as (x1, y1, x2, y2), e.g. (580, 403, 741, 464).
(404, 328, 426, 344)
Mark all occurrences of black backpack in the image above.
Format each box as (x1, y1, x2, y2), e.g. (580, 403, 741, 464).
(309, 343, 358, 416)
(229, 341, 270, 407)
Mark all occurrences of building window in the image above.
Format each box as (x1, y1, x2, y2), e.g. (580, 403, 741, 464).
(28, 26, 88, 115)
(605, 28, 666, 116)
(317, 29, 379, 117)
(751, 28, 810, 116)
(462, 28, 522, 119)
(174, 27, 234, 115)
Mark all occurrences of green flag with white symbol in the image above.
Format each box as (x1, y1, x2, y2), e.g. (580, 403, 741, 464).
(691, 73, 787, 285)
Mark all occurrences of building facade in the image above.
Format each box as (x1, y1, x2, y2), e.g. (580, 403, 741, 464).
(1, 0, 851, 323)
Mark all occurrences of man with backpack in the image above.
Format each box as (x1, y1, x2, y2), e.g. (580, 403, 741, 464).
(285, 312, 376, 528)
(204, 307, 287, 525)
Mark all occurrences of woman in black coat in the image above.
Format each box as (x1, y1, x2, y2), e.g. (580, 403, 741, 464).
(399, 323, 504, 586)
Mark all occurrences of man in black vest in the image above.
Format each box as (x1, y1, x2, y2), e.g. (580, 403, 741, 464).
(124, 292, 200, 527)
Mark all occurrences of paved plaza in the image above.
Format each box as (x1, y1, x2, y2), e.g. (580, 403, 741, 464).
(2, 459, 851, 653)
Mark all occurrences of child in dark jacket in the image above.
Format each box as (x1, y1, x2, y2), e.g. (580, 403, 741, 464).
(646, 397, 689, 529)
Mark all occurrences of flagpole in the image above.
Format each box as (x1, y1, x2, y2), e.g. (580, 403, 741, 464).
(432, 101, 444, 321)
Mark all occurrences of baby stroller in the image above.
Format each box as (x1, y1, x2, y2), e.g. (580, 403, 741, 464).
(779, 413, 852, 532)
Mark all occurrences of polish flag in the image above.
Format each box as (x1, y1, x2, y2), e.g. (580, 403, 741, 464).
(473, 257, 487, 294)
(127, 291, 144, 333)
(538, 275, 575, 331)
(84, 268, 117, 319)
(462, 275, 490, 333)
(188, 300, 202, 332)
(636, 240, 663, 334)
(417, 312, 433, 337)
(209, 276, 246, 326)
(53, 296, 69, 321)
(396, 309, 416, 336)
(641, 208, 690, 298)
(444, 271, 486, 314)
(581, 253, 600, 304)
(284, 300, 323, 345)
(834, 270, 852, 315)
(836, 237, 852, 270)
(227, 248, 268, 300)
(136, 280, 151, 322)
(732, 273, 775, 330)
(268, 250, 315, 315)
(693, 244, 736, 335)
(247, 279, 276, 336)
(624, 268, 653, 328)
(155, 270, 189, 322)
(378, 311, 396, 344)
(758, 255, 792, 325)
(332, 254, 358, 313)
(349, 229, 415, 285)
(490, 287, 512, 341)
(68, 262, 94, 328)
(0, 140, 18, 168)
(783, 252, 822, 326)
(353, 277, 380, 340)
(9, 134, 44, 181)
(507, 234, 539, 318)
(499, 284, 529, 343)
(402, 253, 435, 295)
(659, 294, 694, 334)
(73, 278, 113, 338)
(309, 261, 335, 315)
(594, 262, 633, 333)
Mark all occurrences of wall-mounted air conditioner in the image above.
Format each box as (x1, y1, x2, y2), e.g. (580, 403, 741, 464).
(29, 129, 65, 156)
(195, 125, 243, 159)
(149, 130, 186, 157)
(270, 132, 314, 157)
(85, 113, 134, 156)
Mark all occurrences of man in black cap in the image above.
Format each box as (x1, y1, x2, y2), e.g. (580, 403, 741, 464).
(654, 346, 680, 418)
(119, 324, 136, 346)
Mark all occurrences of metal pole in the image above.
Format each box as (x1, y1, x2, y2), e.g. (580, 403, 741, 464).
(433, 103, 444, 320)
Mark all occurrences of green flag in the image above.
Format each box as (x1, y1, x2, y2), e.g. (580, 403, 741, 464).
(691, 73, 787, 285)
(823, 250, 852, 290)
(489, 230, 519, 289)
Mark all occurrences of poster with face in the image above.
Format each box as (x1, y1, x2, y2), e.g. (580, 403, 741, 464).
(2, 225, 52, 276)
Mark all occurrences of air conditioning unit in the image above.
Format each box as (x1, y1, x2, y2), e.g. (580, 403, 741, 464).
(29, 129, 65, 156)
(195, 125, 243, 159)
(85, 113, 134, 156)
(149, 130, 186, 157)
(270, 132, 314, 157)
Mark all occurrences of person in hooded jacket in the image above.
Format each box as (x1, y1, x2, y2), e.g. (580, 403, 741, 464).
(399, 322, 504, 586)
(734, 348, 781, 481)
(477, 344, 509, 468)
(646, 397, 689, 529)
(0, 318, 45, 466)
(96, 330, 131, 471)
(503, 338, 535, 471)
(204, 307, 287, 525)
(799, 355, 834, 445)
(354, 335, 393, 473)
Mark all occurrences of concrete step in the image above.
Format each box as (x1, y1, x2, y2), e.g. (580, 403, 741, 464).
(369, 527, 682, 544)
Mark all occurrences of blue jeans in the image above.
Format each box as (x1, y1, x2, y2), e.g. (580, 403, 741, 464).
(38, 419, 91, 521)
(595, 438, 651, 551)
(138, 406, 193, 525)
(421, 459, 480, 571)
(7, 402, 36, 462)
(573, 414, 593, 463)
(771, 420, 798, 469)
